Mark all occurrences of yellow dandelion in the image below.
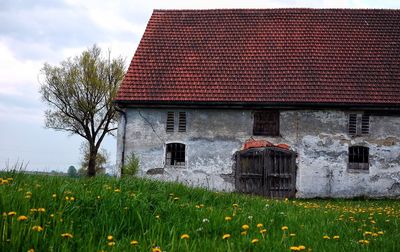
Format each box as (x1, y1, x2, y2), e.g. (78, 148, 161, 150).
(364, 231, 372, 236)
(27, 249, 34, 252)
(323, 235, 330, 239)
(107, 235, 113, 241)
(173, 197, 179, 201)
(289, 233, 296, 237)
(298, 245, 306, 250)
(222, 233, 231, 240)
(70, 196, 75, 201)
(260, 229, 267, 234)
(8, 211, 17, 216)
(378, 231, 384, 235)
(232, 203, 239, 208)
(251, 238, 259, 244)
(50, 214, 54, 218)
(241, 231, 247, 236)
(242, 224, 249, 230)
(333, 235, 339, 240)
(290, 246, 301, 251)
(107, 242, 116, 246)
(225, 216, 232, 221)
(17, 215, 28, 221)
(61, 233, 73, 239)
(26, 191, 32, 196)
(281, 226, 288, 231)
(372, 233, 379, 237)
(32, 226, 44, 232)
(152, 247, 162, 252)
(65, 196, 69, 201)
(130, 240, 139, 246)
(114, 188, 121, 192)
(30, 209, 37, 213)
(38, 208, 45, 212)
(52, 194, 57, 198)
(181, 234, 190, 239)
(256, 223, 263, 228)
(155, 215, 160, 219)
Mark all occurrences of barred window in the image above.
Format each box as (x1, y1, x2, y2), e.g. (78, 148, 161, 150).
(348, 146, 369, 170)
(253, 111, 279, 136)
(178, 112, 186, 132)
(166, 143, 185, 166)
(166, 112, 175, 132)
(166, 111, 187, 133)
(348, 113, 369, 136)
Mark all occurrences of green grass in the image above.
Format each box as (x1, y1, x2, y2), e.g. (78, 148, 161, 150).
(1, 171, 399, 252)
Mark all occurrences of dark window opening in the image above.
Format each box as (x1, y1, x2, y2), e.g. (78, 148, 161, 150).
(166, 143, 185, 166)
(348, 146, 369, 170)
(253, 111, 279, 136)
(178, 112, 186, 132)
(348, 113, 369, 136)
(166, 111, 174, 132)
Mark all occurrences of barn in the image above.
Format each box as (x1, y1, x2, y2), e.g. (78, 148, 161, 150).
(114, 9, 400, 198)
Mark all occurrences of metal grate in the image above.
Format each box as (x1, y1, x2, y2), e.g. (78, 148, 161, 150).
(253, 111, 279, 136)
(348, 146, 369, 170)
(166, 112, 175, 132)
(348, 114, 357, 135)
(178, 112, 186, 132)
(166, 143, 185, 166)
(361, 114, 370, 134)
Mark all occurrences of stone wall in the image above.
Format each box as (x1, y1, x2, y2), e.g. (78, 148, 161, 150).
(117, 108, 400, 198)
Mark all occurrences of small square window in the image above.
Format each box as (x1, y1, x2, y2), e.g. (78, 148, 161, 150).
(348, 146, 369, 171)
(166, 143, 185, 166)
(253, 110, 279, 136)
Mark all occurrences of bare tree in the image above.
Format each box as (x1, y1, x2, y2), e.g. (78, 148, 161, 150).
(40, 45, 125, 177)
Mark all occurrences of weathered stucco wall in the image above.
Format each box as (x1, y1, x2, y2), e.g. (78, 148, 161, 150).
(117, 108, 400, 198)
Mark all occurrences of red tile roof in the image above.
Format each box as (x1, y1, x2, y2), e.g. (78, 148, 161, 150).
(116, 9, 400, 107)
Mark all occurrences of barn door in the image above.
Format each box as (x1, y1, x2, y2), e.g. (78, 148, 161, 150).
(236, 147, 296, 198)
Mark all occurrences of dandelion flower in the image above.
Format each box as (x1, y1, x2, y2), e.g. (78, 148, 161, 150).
(130, 240, 139, 246)
(38, 208, 45, 212)
(242, 224, 249, 230)
(251, 238, 259, 244)
(70, 196, 75, 201)
(256, 223, 263, 228)
(378, 231, 384, 235)
(232, 203, 239, 208)
(107, 242, 116, 246)
(17, 215, 28, 221)
(225, 216, 232, 221)
(27, 249, 34, 252)
(152, 246, 162, 252)
(32, 226, 44, 232)
(298, 245, 306, 250)
(281, 226, 288, 231)
(333, 235, 339, 240)
(107, 235, 113, 241)
(222, 234, 231, 240)
(323, 235, 330, 239)
(290, 233, 296, 237)
(61, 233, 73, 239)
(260, 229, 267, 234)
(8, 211, 16, 216)
(290, 246, 301, 251)
(114, 189, 121, 192)
(181, 234, 190, 239)
(241, 231, 247, 236)
(52, 194, 57, 198)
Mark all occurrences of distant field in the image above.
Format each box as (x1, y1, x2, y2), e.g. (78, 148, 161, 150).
(1, 172, 399, 252)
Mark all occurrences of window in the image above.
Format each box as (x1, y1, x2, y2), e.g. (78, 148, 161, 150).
(253, 110, 279, 136)
(348, 146, 369, 171)
(166, 111, 187, 133)
(348, 113, 369, 136)
(165, 143, 185, 166)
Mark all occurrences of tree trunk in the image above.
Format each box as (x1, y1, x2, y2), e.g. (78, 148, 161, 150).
(87, 145, 98, 177)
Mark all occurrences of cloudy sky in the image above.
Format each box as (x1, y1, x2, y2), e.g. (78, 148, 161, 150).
(0, 0, 399, 173)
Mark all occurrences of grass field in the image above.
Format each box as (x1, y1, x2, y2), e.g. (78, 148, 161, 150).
(1, 171, 399, 252)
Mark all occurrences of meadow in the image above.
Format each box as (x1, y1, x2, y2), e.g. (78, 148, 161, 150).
(0, 171, 399, 252)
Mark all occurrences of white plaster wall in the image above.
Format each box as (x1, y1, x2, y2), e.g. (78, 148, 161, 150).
(116, 108, 400, 198)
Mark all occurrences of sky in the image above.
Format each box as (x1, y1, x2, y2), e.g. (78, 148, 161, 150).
(0, 0, 399, 173)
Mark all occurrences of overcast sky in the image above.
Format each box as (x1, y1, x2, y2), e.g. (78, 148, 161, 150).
(0, 0, 399, 173)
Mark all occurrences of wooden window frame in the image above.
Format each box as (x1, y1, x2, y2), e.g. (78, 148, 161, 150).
(348, 146, 369, 171)
(253, 110, 280, 136)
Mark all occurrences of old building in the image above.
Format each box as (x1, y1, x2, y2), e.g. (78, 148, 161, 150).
(114, 9, 400, 198)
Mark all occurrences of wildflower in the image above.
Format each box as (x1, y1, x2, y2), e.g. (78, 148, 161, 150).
(38, 208, 45, 212)
(260, 229, 267, 234)
(232, 203, 239, 208)
(107, 235, 113, 241)
(225, 216, 232, 221)
(27, 249, 34, 252)
(173, 197, 179, 201)
(241, 231, 247, 236)
(1, 179, 9, 184)
(364, 231, 372, 236)
(107, 242, 116, 246)
(17, 215, 28, 221)
(281, 226, 288, 231)
(26, 191, 32, 196)
(378, 231, 384, 235)
(114, 188, 121, 192)
(372, 233, 379, 237)
(61, 233, 73, 239)
(155, 215, 160, 219)
(130, 240, 139, 246)
(323, 235, 330, 239)
(248, 215, 253, 220)
(52, 194, 57, 198)
(32, 226, 44, 232)
(358, 239, 369, 245)
(242, 224, 249, 230)
(65, 196, 69, 201)
(202, 218, 209, 223)
(290, 233, 296, 237)
(251, 238, 259, 244)
(298, 245, 306, 250)
(70, 196, 75, 201)
(256, 223, 263, 228)
(50, 214, 54, 218)
(30, 209, 37, 213)
(152, 246, 162, 252)
(8, 211, 17, 216)
(333, 235, 339, 240)
(181, 234, 190, 239)
(222, 234, 231, 240)
(290, 246, 301, 251)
